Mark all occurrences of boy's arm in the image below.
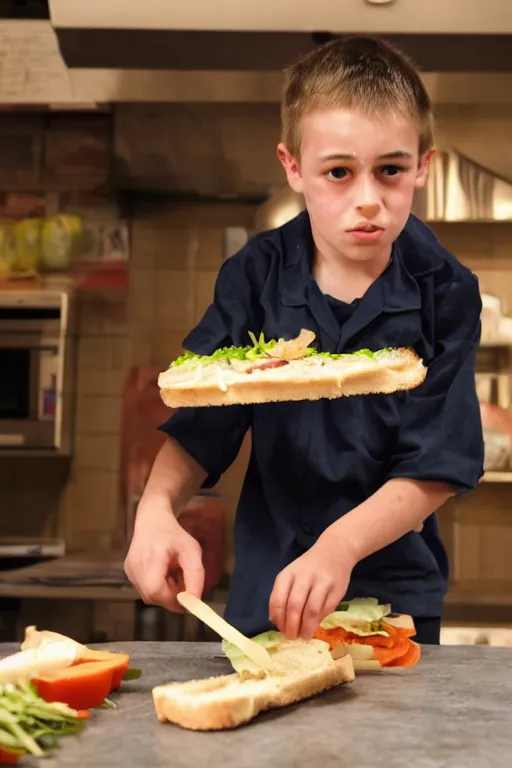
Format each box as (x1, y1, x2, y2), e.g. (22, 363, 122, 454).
(124, 437, 208, 611)
(269, 477, 452, 639)
(125, 250, 262, 609)
(270, 270, 484, 639)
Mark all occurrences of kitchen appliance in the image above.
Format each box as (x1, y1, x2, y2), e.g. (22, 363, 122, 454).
(48, 0, 512, 71)
(0, 289, 76, 454)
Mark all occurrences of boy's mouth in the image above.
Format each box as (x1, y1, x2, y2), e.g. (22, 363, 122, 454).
(347, 223, 384, 233)
(347, 223, 385, 242)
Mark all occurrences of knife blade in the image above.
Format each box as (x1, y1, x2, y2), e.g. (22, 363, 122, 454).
(177, 592, 274, 672)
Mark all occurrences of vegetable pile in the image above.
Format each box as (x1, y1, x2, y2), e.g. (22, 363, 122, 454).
(0, 684, 88, 764)
(315, 598, 421, 670)
(0, 626, 140, 763)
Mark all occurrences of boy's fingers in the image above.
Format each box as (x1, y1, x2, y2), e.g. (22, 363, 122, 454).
(269, 570, 293, 632)
(283, 579, 312, 640)
(298, 583, 328, 640)
(179, 544, 205, 599)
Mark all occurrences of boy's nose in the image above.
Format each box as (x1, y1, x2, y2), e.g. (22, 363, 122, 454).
(357, 202, 380, 219)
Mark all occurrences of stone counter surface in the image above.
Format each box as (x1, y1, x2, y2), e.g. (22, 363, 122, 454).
(1, 642, 510, 767)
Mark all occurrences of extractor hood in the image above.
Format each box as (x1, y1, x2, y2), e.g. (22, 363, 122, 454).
(414, 149, 512, 222)
(254, 149, 512, 230)
(48, 0, 512, 71)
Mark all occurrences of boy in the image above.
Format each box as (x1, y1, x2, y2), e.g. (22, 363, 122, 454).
(124, 36, 484, 646)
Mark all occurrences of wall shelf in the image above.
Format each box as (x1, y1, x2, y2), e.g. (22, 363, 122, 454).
(481, 471, 512, 483)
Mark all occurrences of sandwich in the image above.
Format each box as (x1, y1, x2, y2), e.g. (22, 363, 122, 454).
(152, 598, 420, 732)
(152, 636, 354, 731)
(158, 328, 427, 408)
(222, 598, 421, 673)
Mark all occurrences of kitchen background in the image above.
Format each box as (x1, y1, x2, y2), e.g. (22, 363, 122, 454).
(1, 5, 512, 647)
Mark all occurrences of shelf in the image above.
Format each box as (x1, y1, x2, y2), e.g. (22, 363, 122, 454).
(481, 471, 512, 483)
(445, 583, 512, 607)
(0, 583, 138, 600)
(0, 450, 72, 458)
(0, 551, 138, 601)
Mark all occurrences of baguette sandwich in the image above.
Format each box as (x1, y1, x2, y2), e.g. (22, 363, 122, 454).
(152, 636, 354, 731)
(222, 599, 421, 674)
(158, 329, 427, 408)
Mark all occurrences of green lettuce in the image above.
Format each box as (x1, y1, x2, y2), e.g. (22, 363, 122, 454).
(319, 597, 392, 636)
(222, 631, 285, 675)
(170, 331, 282, 368)
(170, 330, 389, 369)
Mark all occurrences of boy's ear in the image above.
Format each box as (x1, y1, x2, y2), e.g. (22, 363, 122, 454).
(415, 148, 436, 189)
(277, 143, 304, 193)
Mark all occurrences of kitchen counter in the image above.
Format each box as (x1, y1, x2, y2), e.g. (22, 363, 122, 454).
(2, 641, 510, 767)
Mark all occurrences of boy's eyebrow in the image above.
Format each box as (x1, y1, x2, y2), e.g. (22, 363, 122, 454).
(378, 151, 413, 160)
(319, 151, 413, 162)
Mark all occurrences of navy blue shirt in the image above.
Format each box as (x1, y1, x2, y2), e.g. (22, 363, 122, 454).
(160, 211, 484, 636)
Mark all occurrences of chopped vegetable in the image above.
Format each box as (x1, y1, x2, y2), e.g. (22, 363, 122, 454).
(169, 329, 389, 369)
(0, 745, 25, 765)
(388, 640, 421, 667)
(0, 643, 78, 686)
(123, 668, 141, 682)
(265, 329, 316, 360)
(314, 599, 421, 670)
(22, 626, 86, 656)
(223, 630, 284, 675)
(20, 625, 140, 695)
(73, 650, 130, 690)
(0, 683, 85, 762)
(319, 598, 392, 636)
(33, 661, 117, 711)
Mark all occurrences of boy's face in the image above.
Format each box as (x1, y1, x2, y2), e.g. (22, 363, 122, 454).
(278, 108, 432, 264)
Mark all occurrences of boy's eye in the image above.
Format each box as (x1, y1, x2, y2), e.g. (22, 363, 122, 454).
(327, 167, 348, 180)
(380, 165, 404, 177)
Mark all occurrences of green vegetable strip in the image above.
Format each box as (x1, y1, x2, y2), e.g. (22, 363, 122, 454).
(0, 684, 84, 757)
(170, 330, 384, 368)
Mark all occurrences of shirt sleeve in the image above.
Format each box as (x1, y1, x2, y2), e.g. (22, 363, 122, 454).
(386, 271, 484, 493)
(158, 254, 259, 488)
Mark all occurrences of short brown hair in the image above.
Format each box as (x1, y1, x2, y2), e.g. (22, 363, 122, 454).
(281, 36, 434, 158)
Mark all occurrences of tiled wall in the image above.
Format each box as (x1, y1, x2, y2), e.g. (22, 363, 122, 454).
(56, 297, 129, 551)
(3, 103, 512, 581)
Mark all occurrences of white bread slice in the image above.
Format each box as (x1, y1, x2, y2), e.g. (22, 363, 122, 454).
(152, 639, 355, 731)
(158, 346, 426, 408)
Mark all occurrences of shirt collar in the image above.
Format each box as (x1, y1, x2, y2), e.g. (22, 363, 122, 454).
(278, 211, 423, 349)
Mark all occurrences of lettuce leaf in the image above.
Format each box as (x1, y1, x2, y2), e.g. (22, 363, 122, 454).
(170, 330, 388, 368)
(319, 598, 392, 636)
(222, 630, 284, 674)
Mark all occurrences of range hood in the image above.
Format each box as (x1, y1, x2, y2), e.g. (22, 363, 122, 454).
(48, 0, 512, 71)
(414, 149, 512, 222)
(254, 149, 512, 229)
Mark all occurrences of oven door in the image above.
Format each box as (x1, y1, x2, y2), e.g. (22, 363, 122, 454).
(0, 344, 57, 449)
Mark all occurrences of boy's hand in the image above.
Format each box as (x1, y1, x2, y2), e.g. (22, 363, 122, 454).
(269, 535, 355, 641)
(124, 500, 205, 612)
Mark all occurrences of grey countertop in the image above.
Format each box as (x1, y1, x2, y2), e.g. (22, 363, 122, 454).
(2, 641, 511, 767)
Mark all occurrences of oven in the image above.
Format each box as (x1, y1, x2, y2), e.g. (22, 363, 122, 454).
(0, 289, 75, 453)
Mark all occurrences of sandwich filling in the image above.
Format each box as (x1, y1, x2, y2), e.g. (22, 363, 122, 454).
(223, 598, 421, 672)
(158, 329, 400, 392)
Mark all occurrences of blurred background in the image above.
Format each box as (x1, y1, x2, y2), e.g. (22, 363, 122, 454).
(0, 0, 511, 648)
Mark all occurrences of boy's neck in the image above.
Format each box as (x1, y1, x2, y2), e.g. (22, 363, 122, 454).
(312, 242, 392, 304)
